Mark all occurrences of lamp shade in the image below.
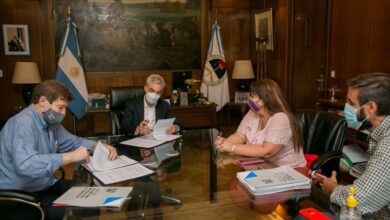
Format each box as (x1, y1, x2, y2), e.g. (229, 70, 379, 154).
(12, 62, 42, 84)
(232, 60, 255, 79)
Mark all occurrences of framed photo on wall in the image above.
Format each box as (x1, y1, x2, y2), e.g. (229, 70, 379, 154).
(2, 24, 31, 55)
(235, 91, 250, 104)
(254, 8, 273, 51)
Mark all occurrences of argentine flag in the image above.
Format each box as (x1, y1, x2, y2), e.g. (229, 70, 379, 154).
(200, 22, 230, 111)
(56, 16, 88, 119)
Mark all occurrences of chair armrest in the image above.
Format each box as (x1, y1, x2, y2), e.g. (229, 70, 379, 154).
(310, 151, 343, 171)
(0, 189, 40, 203)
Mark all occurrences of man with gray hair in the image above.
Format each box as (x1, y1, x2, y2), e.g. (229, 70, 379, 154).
(314, 73, 390, 219)
(121, 74, 182, 136)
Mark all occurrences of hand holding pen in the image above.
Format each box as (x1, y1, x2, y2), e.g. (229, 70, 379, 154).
(138, 120, 151, 135)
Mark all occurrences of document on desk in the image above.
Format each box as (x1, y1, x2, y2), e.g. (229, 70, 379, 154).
(120, 118, 181, 148)
(93, 163, 154, 185)
(88, 141, 138, 172)
(53, 186, 132, 208)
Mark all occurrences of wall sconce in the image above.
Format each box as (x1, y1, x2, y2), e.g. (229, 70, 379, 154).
(12, 62, 42, 106)
(232, 60, 255, 91)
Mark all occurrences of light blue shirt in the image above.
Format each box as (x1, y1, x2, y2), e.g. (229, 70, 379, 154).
(0, 105, 96, 192)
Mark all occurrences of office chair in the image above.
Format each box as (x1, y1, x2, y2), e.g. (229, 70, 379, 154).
(109, 86, 182, 208)
(110, 86, 144, 135)
(295, 109, 347, 180)
(287, 109, 347, 215)
(0, 168, 65, 220)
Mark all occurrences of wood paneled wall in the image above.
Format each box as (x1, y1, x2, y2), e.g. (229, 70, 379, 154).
(327, 0, 390, 100)
(1, 0, 390, 124)
(0, 0, 45, 120)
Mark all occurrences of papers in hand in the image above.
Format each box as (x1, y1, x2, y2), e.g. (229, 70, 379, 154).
(89, 141, 138, 172)
(120, 118, 181, 148)
(236, 166, 311, 195)
(53, 187, 132, 208)
(83, 141, 154, 185)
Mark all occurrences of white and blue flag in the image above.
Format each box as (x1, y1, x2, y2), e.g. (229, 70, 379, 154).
(56, 16, 88, 119)
(201, 22, 230, 111)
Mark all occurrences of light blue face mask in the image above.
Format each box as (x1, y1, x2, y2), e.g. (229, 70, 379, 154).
(344, 103, 364, 130)
(42, 100, 65, 125)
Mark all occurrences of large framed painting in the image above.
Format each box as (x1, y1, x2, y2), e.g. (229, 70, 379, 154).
(53, 0, 202, 71)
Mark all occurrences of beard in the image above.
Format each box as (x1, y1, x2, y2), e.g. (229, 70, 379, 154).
(357, 108, 372, 130)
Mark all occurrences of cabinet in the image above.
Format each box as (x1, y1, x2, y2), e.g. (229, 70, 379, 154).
(171, 104, 217, 129)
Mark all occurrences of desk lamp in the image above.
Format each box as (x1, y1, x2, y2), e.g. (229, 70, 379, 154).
(12, 62, 42, 106)
(232, 60, 255, 91)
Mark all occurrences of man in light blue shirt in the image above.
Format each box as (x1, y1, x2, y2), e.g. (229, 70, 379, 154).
(0, 80, 117, 219)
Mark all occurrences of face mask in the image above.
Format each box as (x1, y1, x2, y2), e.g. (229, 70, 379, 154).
(42, 104, 65, 125)
(344, 103, 369, 130)
(145, 92, 160, 105)
(248, 98, 262, 113)
(356, 107, 372, 130)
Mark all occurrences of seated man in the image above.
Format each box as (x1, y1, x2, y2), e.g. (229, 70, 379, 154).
(120, 74, 182, 136)
(314, 73, 390, 219)
(0, 80, 117, 220)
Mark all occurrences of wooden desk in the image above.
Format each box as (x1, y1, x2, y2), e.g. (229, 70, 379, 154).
(227, 102, 249, 126)
(75, 107, 110, 136)
(171, 103, 217, 129)
(75, 104, 218, 136)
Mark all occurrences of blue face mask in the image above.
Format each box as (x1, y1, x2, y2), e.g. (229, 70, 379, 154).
(344, 103, 364, 130)
(42, 102, 65, 125)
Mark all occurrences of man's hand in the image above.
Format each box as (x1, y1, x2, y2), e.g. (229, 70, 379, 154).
(140, 149, 152, 159)
(104, 144, 118, 160)
(313, 171, 338, 193)
(166, 124, 177, 134)
(62, 146, 89, 165)
(137, 120, 151, 135)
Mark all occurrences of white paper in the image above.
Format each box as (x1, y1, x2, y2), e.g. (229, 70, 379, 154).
(342, 144, 368, 164)
(120, 134, 181, 148)
(120, 137, 167, 148)
(93, 163, 154, 185)
(236, 166, 310, 195)
(152, 118, 177, 140)
(90, 141, 137, 171)
(53, 187, 132, 207)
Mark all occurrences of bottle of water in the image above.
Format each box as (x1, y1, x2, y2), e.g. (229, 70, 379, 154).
(339, 185, 362, 220)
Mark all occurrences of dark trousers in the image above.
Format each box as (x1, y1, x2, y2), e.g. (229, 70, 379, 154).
(35, 179, 72, 220)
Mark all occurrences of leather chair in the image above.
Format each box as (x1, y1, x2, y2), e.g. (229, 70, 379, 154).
(109, 86, 144, 135)
(288, 110, 347, 216)
(0, 168, 65, 220)
(109, 85, 182, 208)
(295, 109, 347, 180)
(0, 190, 44, 220)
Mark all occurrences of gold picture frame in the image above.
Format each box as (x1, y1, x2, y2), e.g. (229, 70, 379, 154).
(254, 8, 273, 51)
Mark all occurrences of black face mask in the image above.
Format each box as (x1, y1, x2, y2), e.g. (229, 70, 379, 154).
(357, 108, 372, 131)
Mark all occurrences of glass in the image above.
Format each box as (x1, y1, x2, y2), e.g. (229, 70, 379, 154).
(68, 130, 333, 219)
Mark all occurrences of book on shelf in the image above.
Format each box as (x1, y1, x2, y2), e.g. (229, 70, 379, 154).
(236, 166, 311, 195)
(82, 141, 154, 185)
(53, 186, 132, 208)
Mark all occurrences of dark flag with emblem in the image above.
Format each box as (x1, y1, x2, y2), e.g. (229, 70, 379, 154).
(55, 9, 88, 119)
(201, 22, 230, 111)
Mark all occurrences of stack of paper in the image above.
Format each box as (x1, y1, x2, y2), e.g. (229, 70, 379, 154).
(236, 166, 311, 195)
(341, 144, 368, 178)
(83, 142, 154, 185)
(53, 187, 132, 208)
(120, 118, 181, 148)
